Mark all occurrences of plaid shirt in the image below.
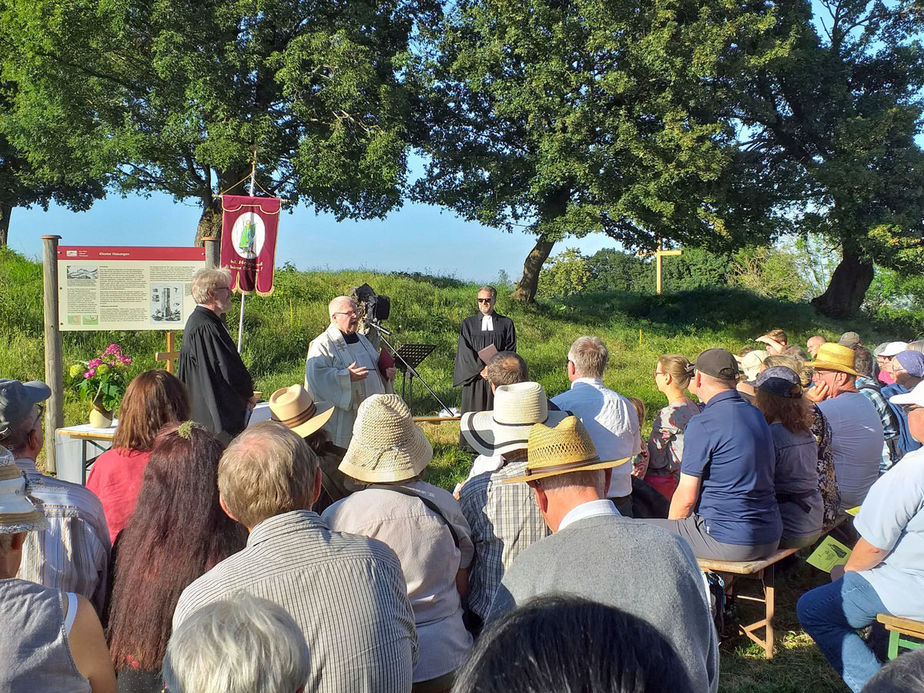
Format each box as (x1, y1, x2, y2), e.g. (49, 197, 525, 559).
(15, 458, 110, 614)
(173, 510, 417, 693)
(459, 459, 549, 620)
(857, 377, 899, 473)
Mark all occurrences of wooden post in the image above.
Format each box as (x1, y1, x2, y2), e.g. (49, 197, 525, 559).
(636, 237, 683, 295)
(41, 235, 63, 474)
(155, 332, 180, 373)
(203, 237, 220, 268)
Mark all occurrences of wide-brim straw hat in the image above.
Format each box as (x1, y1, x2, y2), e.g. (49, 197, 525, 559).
(461, 382, 569, 456)
(0, 448, 46, 533)
(269, 385, 334, 438)
(339, 394, 432, 483)
(504, 416, 630, 484)
(806, 342, 860, 377)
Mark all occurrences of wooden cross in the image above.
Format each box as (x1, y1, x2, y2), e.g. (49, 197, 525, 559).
(155, 332, 180, 374)
(636, 237, 682, 295)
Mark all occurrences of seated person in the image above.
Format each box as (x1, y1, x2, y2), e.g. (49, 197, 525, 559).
(798, 385, 924, 692)
(754, 367, 823, 548)
(648, 348, 781, 561)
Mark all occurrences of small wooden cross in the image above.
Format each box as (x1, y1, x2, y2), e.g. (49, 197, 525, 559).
(155, 332, 180, 374)
(636, 237, 682, 295)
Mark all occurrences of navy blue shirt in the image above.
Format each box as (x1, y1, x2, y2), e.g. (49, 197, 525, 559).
(680, 390, 782, 546)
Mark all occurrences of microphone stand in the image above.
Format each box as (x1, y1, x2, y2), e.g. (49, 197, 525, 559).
(367, 321, 452, 413)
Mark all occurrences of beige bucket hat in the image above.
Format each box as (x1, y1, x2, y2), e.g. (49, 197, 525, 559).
(268, 385, 334, 438)
(0, 446, 46, 533)
(339, 394, 432, 483)
(504, 416, 631, 484)
(460, 382, 570, 457)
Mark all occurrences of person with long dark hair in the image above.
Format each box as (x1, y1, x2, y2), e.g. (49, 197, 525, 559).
(106, 422, 247, 693)
(87, 370, 190, 543)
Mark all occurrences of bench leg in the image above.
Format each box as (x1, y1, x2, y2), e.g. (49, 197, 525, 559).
(764, 564, 775, 659)
(888, 630, 900, 660)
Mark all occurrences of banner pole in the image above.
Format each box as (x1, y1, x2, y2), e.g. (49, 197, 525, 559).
(236, 154, 257, 352)
(41, 235, 63, 474)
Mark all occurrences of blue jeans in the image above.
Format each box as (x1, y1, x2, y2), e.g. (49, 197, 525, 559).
(797, 572, 887, 692)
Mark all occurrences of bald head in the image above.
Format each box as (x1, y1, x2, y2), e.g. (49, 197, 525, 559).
(807, 336, 826, 359)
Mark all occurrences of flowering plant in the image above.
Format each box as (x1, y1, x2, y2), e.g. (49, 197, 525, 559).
(67, 344, 132, 412)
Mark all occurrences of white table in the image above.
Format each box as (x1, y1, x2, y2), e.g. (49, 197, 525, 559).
(55, 422, 117, 485)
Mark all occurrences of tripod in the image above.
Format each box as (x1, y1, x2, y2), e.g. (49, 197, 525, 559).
(368, 322, 450, 415)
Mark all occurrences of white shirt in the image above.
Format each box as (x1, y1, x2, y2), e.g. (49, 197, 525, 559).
(481, 315, 494, 331)
(551, 378, 640, 497)
(558, 498, 620, 531)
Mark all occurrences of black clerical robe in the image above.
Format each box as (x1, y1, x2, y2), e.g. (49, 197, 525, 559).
(177, 305, 254, 442)
(453, 312, 516, 414)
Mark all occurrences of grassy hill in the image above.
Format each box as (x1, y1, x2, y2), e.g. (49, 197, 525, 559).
(1, 246, 903, 692)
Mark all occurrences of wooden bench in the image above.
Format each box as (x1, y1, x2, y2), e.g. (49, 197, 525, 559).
(697, 548, 800, 659)
(877, 614, 924, 659)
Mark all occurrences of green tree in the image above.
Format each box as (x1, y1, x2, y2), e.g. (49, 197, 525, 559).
(413, 0, 787, 302)
(724, 0, 924, 317)
(0, 0, 437, 243)
(537, 247, 591, 297)
(0, 83, 105, 247)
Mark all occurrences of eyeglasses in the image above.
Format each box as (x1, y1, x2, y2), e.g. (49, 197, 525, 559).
(477, 298, 493, 304)
(334, 310, 358, 317)
(653, 370, 665, 376)
(33, 403, 45, 428)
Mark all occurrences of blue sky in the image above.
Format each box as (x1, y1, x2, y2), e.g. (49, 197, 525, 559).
(8, 191, 615, 284)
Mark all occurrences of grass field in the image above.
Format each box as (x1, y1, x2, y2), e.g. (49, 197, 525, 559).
(2, 246, 905, 692)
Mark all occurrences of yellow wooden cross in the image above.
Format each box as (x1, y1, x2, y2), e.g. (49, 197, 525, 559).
(155, 332, 180, 374)
(636, 237, 682, 295)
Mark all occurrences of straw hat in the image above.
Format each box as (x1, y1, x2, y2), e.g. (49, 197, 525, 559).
(806, 342, 860, 377)
(0, 447, 45, 534)
(339, 394, 432, 483)
(268, 385, 334, 438)
(460, 382, 569, 456)
(504, 416, 630, 484)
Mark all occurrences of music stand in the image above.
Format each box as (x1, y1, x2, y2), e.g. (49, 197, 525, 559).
(395, 344, 436, 412)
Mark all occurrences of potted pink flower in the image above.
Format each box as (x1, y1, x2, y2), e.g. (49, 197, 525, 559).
(67, 344, 132, 427)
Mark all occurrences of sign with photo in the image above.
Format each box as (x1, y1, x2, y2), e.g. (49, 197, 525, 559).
(57, 246, 205, 331)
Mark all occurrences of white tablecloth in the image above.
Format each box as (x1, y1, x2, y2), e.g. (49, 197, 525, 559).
(54, 421, 118, 485)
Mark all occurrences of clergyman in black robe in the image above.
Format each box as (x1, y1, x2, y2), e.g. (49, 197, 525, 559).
(177, 270, 254, 443)
(453, 286, 516, 414)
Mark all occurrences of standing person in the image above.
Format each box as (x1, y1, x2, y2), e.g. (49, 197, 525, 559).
(86, 370, 190, 543)
(305, 296, 395, 451)
(0, 447, 117, 693)
(325, 394, 473, 691)
(753, 367, 823, 548)
(806, 343, 884, 511)
(489, 417, 719, 692)
(453, 286, 516, 416)
(107, 422, 247, 692)
(0, 378, 109, 613)
(173, 422, 417, 693)
(177, 267, 255, 443)
(798, 385, 924, 692)
(648, 348, 782, 560)
(551, 336, 639, 516)
(644, 354, 700, 499)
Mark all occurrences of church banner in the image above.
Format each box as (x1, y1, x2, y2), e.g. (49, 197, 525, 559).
(220, 194, 281, 295)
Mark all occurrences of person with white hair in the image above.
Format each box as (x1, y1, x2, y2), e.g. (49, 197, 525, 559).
(305, 296, 395, 450)
(163, 594, 310, 693)
(177, 266, 255, 442)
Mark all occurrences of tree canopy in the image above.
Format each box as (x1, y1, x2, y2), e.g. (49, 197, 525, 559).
(412, 0, 792, 300)
(722, 0, 924, 316)
(0, 0, 439, 242)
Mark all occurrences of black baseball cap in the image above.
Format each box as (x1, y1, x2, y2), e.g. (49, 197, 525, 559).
(695, 348, 740, 380)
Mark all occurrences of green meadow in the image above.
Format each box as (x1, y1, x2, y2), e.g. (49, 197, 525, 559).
(2, 246, 906, 691)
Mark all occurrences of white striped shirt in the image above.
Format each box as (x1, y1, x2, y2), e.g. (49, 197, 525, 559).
(173, 510, 417, 693)
(15, 458, 110, 614)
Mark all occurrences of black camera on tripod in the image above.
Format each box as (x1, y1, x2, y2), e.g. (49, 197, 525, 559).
(351, 283, 391, 325)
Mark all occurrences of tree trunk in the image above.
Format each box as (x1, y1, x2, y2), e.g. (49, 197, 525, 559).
(810, 247, 874, 318)
(511, 234, 556, 303)
(195, 198, 223, 246)
(0, 202, 11, 247)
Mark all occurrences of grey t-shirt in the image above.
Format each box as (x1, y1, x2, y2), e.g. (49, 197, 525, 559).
(818, 392, 884, 509)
